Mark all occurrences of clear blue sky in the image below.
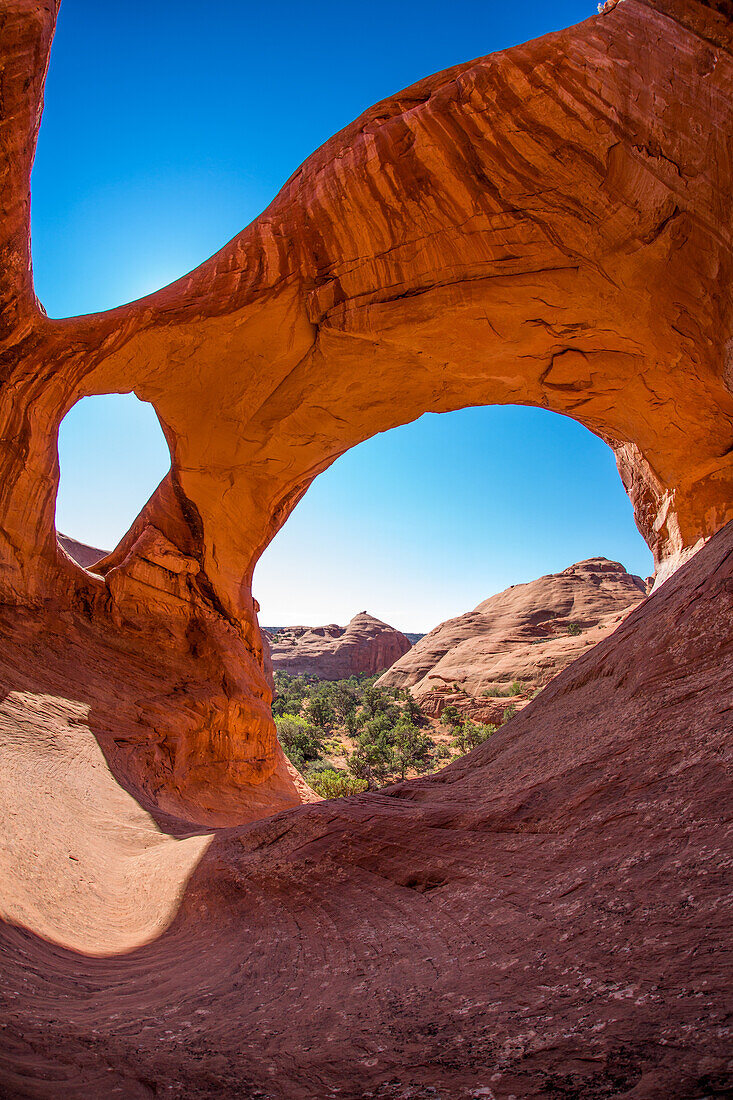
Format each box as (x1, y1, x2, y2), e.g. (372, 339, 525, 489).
(42, 1, 654, 631)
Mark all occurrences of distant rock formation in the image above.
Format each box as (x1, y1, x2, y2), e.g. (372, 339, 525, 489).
(378, 559, 648, 714)
(57, 533, 107, 571)
(267, 612, 412, 679)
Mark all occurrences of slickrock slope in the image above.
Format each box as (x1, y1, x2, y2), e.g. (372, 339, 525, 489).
(267, 611, 412, 678)
(379, 558, 648, 710)
(0, 0, 731, 816)
(1, 513, 731, 1099)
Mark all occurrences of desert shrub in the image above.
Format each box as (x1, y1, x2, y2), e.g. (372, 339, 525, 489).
(272, 671, 312, 718)
(359, 684, 399, 723)
(275, 713, 324, 772)
(347, 731, 395, 788)
(305, 767, 367, 799)
(501, 703, 518, 724)
(329, 680, 359, 721)
(305, 690, 335, 731)
(567, 622, 582, 636)
(508, 681, 525, 696)
(400, 689, 424, 725)
(482, 683, 514, 698)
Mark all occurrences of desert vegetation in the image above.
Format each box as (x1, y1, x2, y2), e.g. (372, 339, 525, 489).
(273, 671, 498, 797)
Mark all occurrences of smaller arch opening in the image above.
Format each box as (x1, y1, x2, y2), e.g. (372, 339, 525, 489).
(55, 393, 171, 569)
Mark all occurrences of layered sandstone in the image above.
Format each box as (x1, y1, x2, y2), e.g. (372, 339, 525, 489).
(267, 611, 412, 678)
(379, 558, 648, 711)
(0, 1, 731, 1095)
(0, 0, 731, 818)
(57, 533, 107, 571)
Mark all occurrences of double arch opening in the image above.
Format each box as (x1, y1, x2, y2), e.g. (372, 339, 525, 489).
(54, 397, 653, 626)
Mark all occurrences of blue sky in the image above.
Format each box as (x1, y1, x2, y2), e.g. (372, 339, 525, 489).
(42, 1, 654, 630)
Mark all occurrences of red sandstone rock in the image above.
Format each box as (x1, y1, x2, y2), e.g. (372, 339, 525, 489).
(0, 509, 731, 1098)
(0, 0, 731, 818)
(267, 611, 412, 679)
(0, 1, 731, 1095)
(57, 533, 106, 571)
(378, 558, 647, 712)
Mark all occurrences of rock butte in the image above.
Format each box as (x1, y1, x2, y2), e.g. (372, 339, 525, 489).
(0, 1, 732, 1095)
(267, 611, 412, 679)
(378, 558, 649, 716)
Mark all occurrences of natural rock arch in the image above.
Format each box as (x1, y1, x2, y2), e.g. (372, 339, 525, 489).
(0, 0, 731, 821)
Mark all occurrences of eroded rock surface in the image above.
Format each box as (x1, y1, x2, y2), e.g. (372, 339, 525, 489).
(57, 533, 107, 570)
(0, 1, 731, 1095)
(267, 611, 412, 678)
(1, 512, 731, 1098)
(378, 558, 648, 711)
(0, 0, 731, 816)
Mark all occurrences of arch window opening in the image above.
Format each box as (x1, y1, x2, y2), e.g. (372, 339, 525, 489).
(55, 393, 171, 568)
(253, 404, 655, 798)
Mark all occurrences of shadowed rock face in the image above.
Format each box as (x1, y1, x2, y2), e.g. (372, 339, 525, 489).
(378, 558, 648, 706)
(267, 611, 412, 678)
(0, 0, 731, 817)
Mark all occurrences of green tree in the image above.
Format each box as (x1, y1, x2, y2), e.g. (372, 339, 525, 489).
(304, 767, 368, 799)
(401, 690, 423, 724)
(441, 703, 462, 729)
(347, 724, 395, 789)
(330, 680, 358, 721)
(305, 690, 335, 731)
(452, 720, 496, 754)
(391, 717, 434, 780)
(275, 713, 323, 772)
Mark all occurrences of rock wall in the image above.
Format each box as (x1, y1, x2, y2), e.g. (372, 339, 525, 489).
(0, 0, 731, 817)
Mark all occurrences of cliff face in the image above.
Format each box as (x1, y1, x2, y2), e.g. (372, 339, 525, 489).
(57, 534, 107, 571)
(267, 612, 412, 679)
(378, 558, 648, 706)
(0, 0, 731, 818)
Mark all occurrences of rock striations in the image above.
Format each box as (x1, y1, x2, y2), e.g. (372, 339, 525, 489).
(1, 511, 732, 1098)
(0, 0, 731, 818)
(378, 558, 648, 711)
(0, 2, 732, 1094)
(267, 612, 412, 679)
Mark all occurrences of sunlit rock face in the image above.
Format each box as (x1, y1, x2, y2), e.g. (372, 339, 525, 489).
(0, 0, 731, 819)
(378, 558, 649, 708)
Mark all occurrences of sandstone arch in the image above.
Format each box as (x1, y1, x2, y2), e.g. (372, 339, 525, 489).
(0, 0, 731, 821)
